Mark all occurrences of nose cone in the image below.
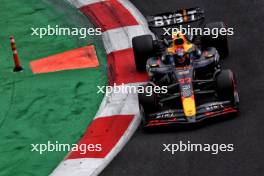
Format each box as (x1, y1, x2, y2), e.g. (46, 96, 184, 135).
(182, 96, 196, 117)
(187, 116, 196, 123)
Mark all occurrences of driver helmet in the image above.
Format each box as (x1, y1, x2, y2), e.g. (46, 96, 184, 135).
(168, 31, 189, 54)
(172, 31, 185, 46)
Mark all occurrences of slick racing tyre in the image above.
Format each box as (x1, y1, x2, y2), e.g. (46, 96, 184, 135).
(138, 83, 158, 125)
(138, 84, 158, 130)
(138, 84, 158, 114)
(201, 21, 229, 58)
(216, 69, 235, 101)
(132, 35, 154, 72)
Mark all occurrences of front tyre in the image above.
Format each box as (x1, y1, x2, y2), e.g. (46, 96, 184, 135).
(138, 84, 158, 128)
(138, 84, 158, 114)
(216, 69, 236, 101)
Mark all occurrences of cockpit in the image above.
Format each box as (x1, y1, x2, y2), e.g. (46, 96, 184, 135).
(161, 53, 191, 67)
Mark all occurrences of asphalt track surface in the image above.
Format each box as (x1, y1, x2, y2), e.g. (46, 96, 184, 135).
(101, 0, 264, 176)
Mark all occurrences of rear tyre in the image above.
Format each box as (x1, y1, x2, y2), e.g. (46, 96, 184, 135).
(201, 22, 229, 58)
(132, 35, 154, 72)
(216, 69, 235, 101)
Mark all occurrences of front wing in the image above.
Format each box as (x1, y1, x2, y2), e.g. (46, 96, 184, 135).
(143, 101, 238, 127)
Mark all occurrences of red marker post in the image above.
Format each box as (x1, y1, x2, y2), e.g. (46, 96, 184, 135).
(10, 36, 23, 72)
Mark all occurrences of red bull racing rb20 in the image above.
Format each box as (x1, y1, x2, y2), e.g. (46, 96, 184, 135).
(132, 7, 239, 128)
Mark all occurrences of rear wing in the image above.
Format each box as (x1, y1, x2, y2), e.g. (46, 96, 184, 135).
(147, 7, 205, 28)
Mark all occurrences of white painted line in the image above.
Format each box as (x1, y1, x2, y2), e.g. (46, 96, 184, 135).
(102, 25, 148, 54)
(95, 83, 145, 119)
(51, 158, 104, 176)
(68, 0, 102, 8)
(118, 0, 153, 36)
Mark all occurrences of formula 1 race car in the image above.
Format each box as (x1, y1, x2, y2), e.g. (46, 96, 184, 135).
(132, 7, 239, 128)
